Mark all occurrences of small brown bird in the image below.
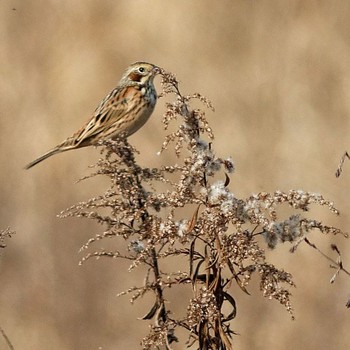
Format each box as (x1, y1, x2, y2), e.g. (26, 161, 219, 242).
(25, 62, 159, 169)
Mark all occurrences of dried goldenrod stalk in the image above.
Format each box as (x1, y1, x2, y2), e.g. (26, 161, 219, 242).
(61, 69, 347, 349)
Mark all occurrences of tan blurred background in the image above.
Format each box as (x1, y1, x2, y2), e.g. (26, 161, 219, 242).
(1, 0, 350, 349)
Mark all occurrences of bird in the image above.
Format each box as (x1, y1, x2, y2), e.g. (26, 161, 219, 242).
(25, 61, 160, 169)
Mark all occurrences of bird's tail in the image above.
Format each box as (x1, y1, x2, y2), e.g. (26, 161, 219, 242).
(25, 147, 63, 169)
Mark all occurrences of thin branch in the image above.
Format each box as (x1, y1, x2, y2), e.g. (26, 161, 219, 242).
(0, 326, 14, 350)
(335, 151, 350, 177)
(304, 238, 350, 277)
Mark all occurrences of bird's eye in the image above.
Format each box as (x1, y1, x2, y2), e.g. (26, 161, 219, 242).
(138, 67, 145, 73)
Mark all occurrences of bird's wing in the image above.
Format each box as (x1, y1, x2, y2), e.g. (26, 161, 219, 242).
(72, 87, 133, 146)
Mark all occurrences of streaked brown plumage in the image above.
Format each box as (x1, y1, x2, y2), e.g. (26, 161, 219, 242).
(25, 62, 159, 169)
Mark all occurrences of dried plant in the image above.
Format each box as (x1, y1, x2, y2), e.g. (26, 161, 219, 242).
(0, 228, 15, 350)
(61, 69, 347, 349)
(336, 151, 350, 177)
(0, 227, 14, 253)
(0, 326, 14, 350)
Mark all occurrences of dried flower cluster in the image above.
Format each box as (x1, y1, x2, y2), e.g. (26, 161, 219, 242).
(61, 69, 347, 349)
(0, 227, 14, 252)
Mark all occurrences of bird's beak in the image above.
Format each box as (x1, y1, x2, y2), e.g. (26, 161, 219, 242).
(152, 66, 161, 75)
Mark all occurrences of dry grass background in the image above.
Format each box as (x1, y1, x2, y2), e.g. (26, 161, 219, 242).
(1, 0, 350, 349)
